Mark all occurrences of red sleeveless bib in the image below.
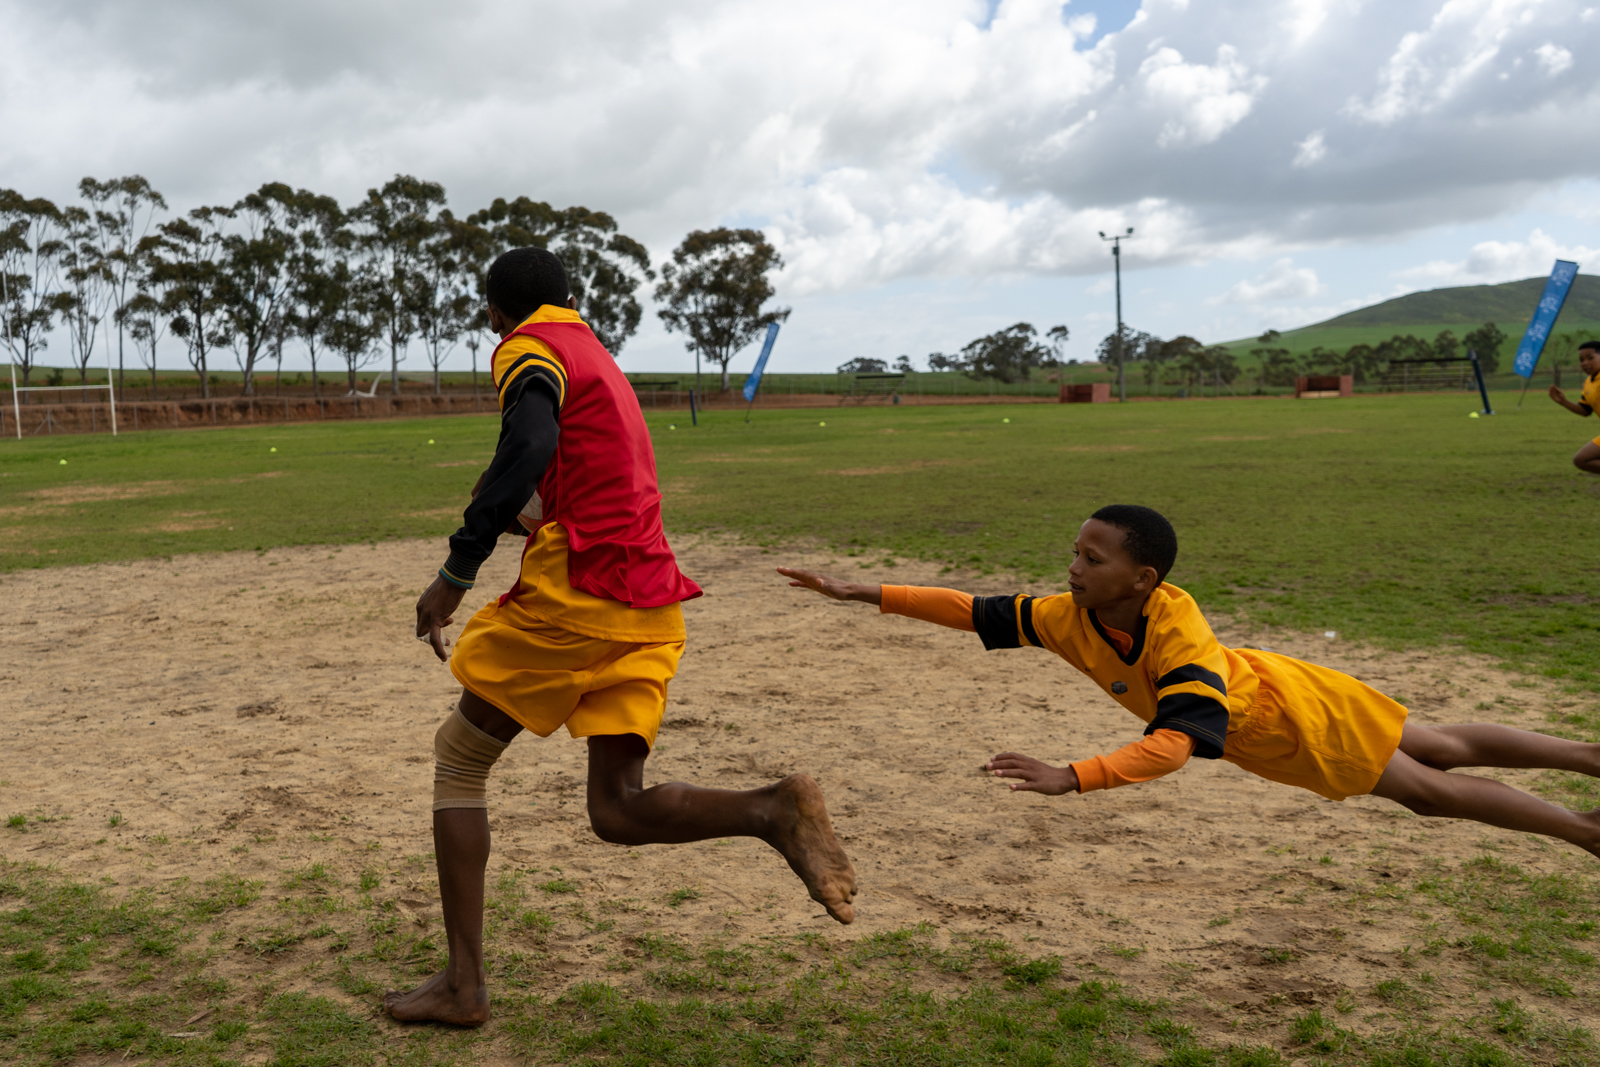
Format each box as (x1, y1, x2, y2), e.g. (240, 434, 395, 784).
(504, 320, 701, 609)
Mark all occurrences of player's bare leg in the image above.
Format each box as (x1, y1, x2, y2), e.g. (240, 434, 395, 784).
(1399, 722, 1600, 776)
(385, 691, 521, 1027)
(586, 734, 857, 922)
(1573, 441, 1600, 475)
(1371, 748, 1600, 858)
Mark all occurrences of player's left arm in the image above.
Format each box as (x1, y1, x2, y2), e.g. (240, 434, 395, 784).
(415, 375, 560, 660)
(1548, 384, 1591, 415)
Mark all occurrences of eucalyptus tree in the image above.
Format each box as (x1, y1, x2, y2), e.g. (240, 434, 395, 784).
(470, 196, 654, 354)
(957, 322, 1064, 383)
(329, 270, 384, 395)
(79, 176, 166, 399)
(56, 206, 111, 384)
(471, 196, 655, 354)
(656, 228, 789, 393)
(283, 190, 349, 400)
(221, 183, 296, 396)
(155, 208, 232, 400)
(0, 190, 66, 388)
(412, 211, 486, 394)
(123, 288, 168, 400)
(350, 175, 445, 394)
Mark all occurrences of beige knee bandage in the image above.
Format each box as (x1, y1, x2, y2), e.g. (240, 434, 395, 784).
(433, 707, 510, 812)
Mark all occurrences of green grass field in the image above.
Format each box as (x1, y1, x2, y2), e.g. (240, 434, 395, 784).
(4, 852, 1596, 1067)
(8, 396, 1600, 1064)
(4, 391, 1598, 688)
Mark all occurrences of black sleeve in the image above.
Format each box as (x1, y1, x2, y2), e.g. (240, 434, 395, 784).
(1580, 403, 1593, 416)
(1143, 689, 1229, 760)
(971, 594, 1041, 650)
(438, 377, 559, 588)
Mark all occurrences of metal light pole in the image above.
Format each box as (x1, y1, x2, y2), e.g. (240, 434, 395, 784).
(1099, 228, 1134, 402)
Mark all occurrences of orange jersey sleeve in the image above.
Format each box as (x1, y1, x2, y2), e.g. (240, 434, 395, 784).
(879, 585, 975, 632)
(1070, 729, 1195, 792)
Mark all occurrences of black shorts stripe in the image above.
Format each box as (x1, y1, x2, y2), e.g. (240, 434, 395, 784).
(972, 595, 1024, 651)
(1143, 691, 1228, 759)
(1155, 663, 1228, 698)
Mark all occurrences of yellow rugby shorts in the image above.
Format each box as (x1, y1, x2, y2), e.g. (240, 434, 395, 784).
(450, 603, 682, 749)
(1224, 649, 1408, 801)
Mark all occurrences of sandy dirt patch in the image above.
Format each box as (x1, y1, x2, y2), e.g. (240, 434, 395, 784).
(2, 537, 1595, 1044)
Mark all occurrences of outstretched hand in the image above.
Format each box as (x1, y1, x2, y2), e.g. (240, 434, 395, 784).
(985, 752, 1080, 795)
(1550, 384, 1569, 404)
(776, 567, 882, 606)
(415, 576, 467, 662)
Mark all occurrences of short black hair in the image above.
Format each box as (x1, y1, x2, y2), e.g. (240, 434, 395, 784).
(485, 247, 569, 323)
(1579, 340, 1600, 353)
(1090, 504, 1178, 582)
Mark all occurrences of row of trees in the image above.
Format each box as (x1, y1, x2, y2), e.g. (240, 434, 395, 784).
(1085, 322, 1511, 395)
(838, 322, 1071, 384)
(836, 318, 1519, 396)
(1, 178, 791, 401)
(1249, 324, 1507, 387)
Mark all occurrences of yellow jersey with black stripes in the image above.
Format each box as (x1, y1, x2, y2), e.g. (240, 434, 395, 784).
(1581, 371, 1600, 415)
(972, 583, 1254, 759)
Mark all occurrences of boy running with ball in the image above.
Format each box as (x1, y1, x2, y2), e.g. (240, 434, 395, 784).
(1547, 339, 1600, 476)
(393, 248, 856, 1028)
(781, 505, 1600, 856)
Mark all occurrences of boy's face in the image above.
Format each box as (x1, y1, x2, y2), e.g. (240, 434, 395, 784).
(1067, 519, 1158, 609)
(1581, 348, 1600, 376)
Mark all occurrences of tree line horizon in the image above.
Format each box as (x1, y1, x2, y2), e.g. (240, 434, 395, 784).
(0, 173, 1545, 406)
(0, 175, 798, 401)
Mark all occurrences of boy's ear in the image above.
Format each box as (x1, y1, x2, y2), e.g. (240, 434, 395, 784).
(1134, 565, 1160, 592)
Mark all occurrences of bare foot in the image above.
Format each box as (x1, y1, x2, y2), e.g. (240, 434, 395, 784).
(766, 774, 858, 923)
(383, 969, 491, 1028)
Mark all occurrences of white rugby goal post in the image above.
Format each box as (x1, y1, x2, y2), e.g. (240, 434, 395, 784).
(3, 271, 117, 439)
(8, 384, 117, 438)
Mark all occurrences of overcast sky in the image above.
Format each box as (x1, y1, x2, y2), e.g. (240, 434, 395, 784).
(5, 0, 1599, 375)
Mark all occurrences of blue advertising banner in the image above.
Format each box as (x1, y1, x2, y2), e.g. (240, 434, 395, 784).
(1513, 259, 1580, 378)
(742, 323, 781, 402)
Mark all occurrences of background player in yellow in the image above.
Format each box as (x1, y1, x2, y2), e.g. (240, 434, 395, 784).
(1547, 339, 1600, 475)
(781, 505, 1600, 859)
(391, 248, 856, 1029)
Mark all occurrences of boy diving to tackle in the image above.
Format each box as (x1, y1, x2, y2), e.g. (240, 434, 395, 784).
(1547, 339, 1600, 476)
(781, 505, 1600, 857)
(394, 248, 856, 1028)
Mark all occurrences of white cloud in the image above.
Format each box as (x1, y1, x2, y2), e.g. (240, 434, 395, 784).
(1212, 258, 1326, 304)
(1348, 0, 1546, 125)
(1139, 45, 1267, 147)
(0, 0, 1596, 309)
(1535, 42, 1574, 74)
(1398, 229, 1600, 285)
(1293, 130, 1327, 168)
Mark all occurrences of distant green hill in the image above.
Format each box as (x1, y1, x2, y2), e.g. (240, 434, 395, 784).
(1308, 273, 1600, 328)
(1216, 274, 1600, 378)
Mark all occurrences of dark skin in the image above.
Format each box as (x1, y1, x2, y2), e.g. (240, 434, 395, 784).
(388, 300, 857, 1028)
(782, 518, 1600, 858)
(1547, 346, 1600, 475)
